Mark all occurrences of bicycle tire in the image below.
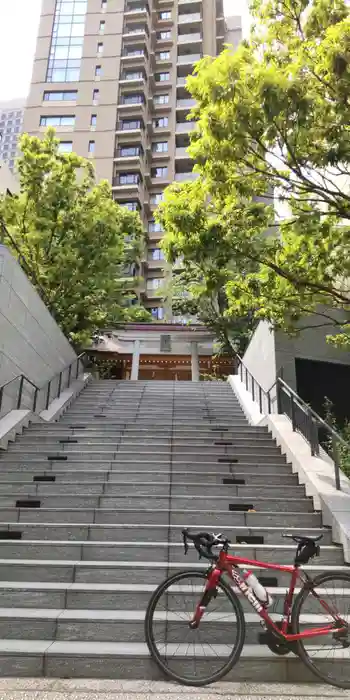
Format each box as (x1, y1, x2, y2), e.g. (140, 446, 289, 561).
(145, 569, 245, 686)
(292, 571, 350, 689)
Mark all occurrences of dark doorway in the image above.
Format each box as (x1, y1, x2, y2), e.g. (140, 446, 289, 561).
(295, 358, 350, 428)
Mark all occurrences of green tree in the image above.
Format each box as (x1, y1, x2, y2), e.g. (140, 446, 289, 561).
(0, 130, 150, 346)
(159, 0, 350, 347)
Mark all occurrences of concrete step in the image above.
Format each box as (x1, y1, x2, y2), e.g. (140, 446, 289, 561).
(0, 640, 339, 681)
(0, 470, 300, 486)
(0, 580, 336, 611)
(0, 540, 340, 565)
(0, 608, 345, 644)
(0, 522, 331, 544)
(0, 493, 315, 512)
(0, 459, 293, 473)
(0, 558, 346, 585)
(17, 436, 276, 448)
(0, 483, 307, 499)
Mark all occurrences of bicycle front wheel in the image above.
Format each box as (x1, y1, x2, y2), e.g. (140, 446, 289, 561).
(292, 571, 350, 689)
(145, 569, 245, 686)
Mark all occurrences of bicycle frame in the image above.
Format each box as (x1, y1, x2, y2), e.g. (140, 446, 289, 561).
(193, 550, 346, 641)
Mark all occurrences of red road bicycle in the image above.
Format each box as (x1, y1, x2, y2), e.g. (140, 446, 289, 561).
(145, 529, 350, 688)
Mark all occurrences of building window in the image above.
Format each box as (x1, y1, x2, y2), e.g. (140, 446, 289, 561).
(152, 141, 168, 153)
(119, 146, 141, 157)
(150, 192, 164, 204)
(119, 173, 139, 185)
(154, 94, 169, 105)
(151, 248, 165, 260)
(147, 278, 162, 290)
(157, 51, 170, 61)
(88, 140, 95, 154)
(46, 1, 87, 83)
(93, 89, 99, 102)
(155, 72, 170, 82)
(120, 119, 141, 130)
(90, 114, 97, 127)
(95, 65, 102, 77)
(123, 71, 144, 81)
(40, 115, 75, 127)
(99, 20, 105, 33)
(158, 31, 171, 40)
(101, 0, 107, 9)
(148, 220, 163, 232)
(97, 42, 103, 54)
(58, 141, 73, 153)
(120, 201, 138, 211)
(153, 116, 169, 128)
(122, 94, 143, 105)
(43, 90, 77, 101)
(151, 307, 164, 320)
(159, 11, 171, 20)
(151, 167, 168, 179)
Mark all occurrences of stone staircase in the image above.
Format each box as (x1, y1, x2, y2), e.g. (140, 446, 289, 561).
(0, 380, 345, 680)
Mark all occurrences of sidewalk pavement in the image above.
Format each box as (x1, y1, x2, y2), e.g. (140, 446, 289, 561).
(0, 680, 349, 700)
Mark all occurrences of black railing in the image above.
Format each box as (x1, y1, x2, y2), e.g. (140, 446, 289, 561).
(0, 353, 87, 420)
(235, 354, 350, 491)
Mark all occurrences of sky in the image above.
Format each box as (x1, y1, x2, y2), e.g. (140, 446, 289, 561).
(0, 0, 249, 103)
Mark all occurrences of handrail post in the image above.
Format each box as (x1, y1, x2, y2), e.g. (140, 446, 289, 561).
(290, 394, 296, 431)
(17, 376, 24, 410)
(239, 362, 243, 382)
(276, 380, 282, 414)
(57, 372, 62, 398)
(0, 386, 3, 415)
(258, 386, 262, 413)
(245, 368, 248, 390)
(33, 388, 38, 413)
(67, 364, 72, 388)
(251, 379, 255, 402)
(76, 358, 80, 379)
(267, 391, 271, 414)
(332, 435, 341, 491)
(46, 381, 51, 410)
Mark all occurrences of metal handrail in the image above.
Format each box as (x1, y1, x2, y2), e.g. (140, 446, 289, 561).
(0, 353, 87, 419)
(235, 354, 350, 491)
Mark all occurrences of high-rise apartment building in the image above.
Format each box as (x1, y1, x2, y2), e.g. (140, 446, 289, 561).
(0, 99, 25, 172)
(23, 0, 241, 320)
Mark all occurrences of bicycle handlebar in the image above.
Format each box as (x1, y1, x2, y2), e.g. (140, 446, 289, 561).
(182, 529, 230, 561)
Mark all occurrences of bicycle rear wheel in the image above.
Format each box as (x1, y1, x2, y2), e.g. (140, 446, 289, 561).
(145, 569, 245, 686)
(292, 571, 350, 688)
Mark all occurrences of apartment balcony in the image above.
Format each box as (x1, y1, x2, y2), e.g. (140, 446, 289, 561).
(117, 99, 146, 120)
(147, 228, 164, 242)
(177, 53, 201, 66)
(144, 287, 164, 300)
(175, 121, 196, 133)
(175, 171, 199, 181)
(124, 5, 150, 22)
(177, 76, 187, 86)
(175, 146, 192, 159)
(120, 49, 148, 68)
(178, 32, 202, 44)
(178, 12, 201, 25)
(176, 98, 196, 110)
(119, 74, 147, 89)
(114, 147, 144, 167)
(116, 123, 145, 144)
(112, 176, 143, 197)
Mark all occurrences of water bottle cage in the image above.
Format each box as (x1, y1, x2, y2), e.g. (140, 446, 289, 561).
(295, 541, 320, 565)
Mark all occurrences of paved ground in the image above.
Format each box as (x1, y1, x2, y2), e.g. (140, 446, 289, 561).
(0, 680, 349, 700)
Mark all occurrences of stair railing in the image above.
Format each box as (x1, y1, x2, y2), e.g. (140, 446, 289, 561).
(235, 354, 350, 491)
(0, 353, 87, 419)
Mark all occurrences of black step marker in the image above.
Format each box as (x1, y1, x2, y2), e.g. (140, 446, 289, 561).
(33, 475, 56, 482)
(47, 455, 67, 461)
(16, 500, 41, 508)
(94, 415, 106, 418)
(223, 478, 245, 485)
(69, 425, 86, 429)
(218, 457, 238, 464)
(259, 576, 278, 587)
(215, 441, 233, 446)
(236, 535, 264, 545)
(229, 503, 254, 512)
(0, 531, 22, 540)
(59, 439, 78, 444)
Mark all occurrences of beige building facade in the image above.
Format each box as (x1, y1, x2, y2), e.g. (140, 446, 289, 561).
(23, 0, 241, 320)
